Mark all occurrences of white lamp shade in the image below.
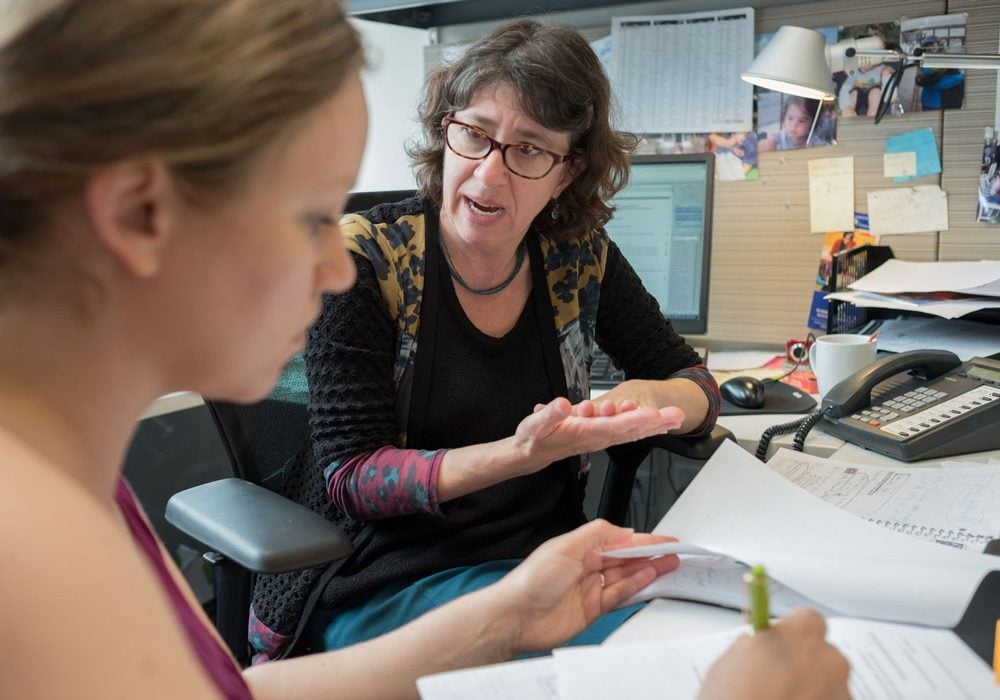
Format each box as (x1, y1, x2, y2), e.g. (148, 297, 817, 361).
(742, 26, 835, 100)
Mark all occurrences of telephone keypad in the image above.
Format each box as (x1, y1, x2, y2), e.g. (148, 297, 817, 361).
(876, 386, 1000, 439)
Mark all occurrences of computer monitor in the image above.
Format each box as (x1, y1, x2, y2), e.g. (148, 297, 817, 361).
(604, 153, 714, 335)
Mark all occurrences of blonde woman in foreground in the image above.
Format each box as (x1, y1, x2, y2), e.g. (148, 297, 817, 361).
(0, 1, 848, 698)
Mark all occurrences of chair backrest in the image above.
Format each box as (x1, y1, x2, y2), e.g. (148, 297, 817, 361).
(204, 398, 310, 491)
(345, 188, 418, 214)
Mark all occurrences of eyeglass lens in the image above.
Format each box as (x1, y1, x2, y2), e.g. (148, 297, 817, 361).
(445, 121, 558, 179)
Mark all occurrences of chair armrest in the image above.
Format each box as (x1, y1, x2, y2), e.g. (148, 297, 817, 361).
(636, 424, 736, 460)
(165, 478, 353, 574)
(598, 425, 735, 525)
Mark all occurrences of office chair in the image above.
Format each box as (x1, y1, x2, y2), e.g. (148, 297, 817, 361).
(166, 190, 421, 664)
(165, 398, 354, 666)
(597, 425, 736, 526)
(167, 394, 732, 663)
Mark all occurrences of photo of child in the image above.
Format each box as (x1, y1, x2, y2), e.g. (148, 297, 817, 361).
(754, 28, 838, 152)
(758, 96, 835, 152)
(834, 22, 900, 119)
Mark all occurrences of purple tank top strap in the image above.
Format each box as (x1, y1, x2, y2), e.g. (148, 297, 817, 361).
(115, 478, 253, 700)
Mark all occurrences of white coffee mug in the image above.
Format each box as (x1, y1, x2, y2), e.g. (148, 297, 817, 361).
(809, 334, 877, 398)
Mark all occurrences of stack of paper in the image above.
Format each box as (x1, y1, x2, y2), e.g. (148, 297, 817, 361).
(826, 259, 1000, 320)
(418, 621, 999, 700)
(856, 316, 1000, 361)
(418, 442, 1000, 699)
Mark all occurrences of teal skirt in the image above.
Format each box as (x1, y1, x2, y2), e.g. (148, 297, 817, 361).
(305, 559, 644, 654)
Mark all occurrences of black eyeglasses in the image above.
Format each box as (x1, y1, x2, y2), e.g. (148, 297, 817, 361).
(441, 117, 574, 180)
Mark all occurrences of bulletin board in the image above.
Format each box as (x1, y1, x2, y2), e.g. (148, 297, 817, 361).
(434, 0, 1000, 346)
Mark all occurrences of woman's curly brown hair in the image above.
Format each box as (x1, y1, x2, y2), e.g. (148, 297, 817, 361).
(407, 18, 637, 242)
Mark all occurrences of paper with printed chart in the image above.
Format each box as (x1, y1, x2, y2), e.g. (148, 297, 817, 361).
(767, 448, 1000, 550)
(648, 440, 1000, 628)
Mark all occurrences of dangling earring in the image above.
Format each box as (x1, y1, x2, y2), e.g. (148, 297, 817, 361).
(550, 199, 560, 221)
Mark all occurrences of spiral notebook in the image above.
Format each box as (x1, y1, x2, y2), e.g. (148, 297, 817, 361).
(766, 449, 1000, 552)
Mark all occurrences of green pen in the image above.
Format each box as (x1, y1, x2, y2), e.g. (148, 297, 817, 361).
(744, 564, 771, 633)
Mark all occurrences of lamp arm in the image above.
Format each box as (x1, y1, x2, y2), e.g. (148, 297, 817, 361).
(826, 35, 885, 72)
(914, 53, 1000, 70)
(850, 46, 1000, 71)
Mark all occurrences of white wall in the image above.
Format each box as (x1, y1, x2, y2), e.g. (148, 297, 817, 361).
(351, 18, 427, 192)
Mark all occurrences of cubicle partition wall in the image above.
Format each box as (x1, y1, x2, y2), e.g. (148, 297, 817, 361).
(432, 0, 1000, 347)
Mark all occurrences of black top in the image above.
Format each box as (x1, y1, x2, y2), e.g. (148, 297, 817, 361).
(315, 238, 584, 609)
(250, 197, 709, 642)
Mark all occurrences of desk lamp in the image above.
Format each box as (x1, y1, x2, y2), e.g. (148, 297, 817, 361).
(742, 25, 1000, 126)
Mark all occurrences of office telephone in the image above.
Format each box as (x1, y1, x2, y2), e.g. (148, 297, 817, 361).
(819, 349, 1000, 462)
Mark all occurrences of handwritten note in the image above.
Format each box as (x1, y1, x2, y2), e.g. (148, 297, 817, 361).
(808, 156, 854, 232)
(622, 553, 832, 615)
(883, 151, 917, 178)
(867, 185, 949, 235)
(885, 128, 941, 183)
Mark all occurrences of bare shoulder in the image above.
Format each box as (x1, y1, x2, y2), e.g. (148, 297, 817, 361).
(0, 437, 223, 699)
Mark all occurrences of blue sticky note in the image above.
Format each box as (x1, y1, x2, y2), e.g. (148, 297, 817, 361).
(885, 128, 941, 183)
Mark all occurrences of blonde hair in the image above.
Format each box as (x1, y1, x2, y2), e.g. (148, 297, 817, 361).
(0, 0, 362, 252)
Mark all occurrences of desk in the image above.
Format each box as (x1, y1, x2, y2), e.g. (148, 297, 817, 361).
(721, 405, 1000, 467)
(610, 418, 1000, 661)
(718, 406, 843, 460)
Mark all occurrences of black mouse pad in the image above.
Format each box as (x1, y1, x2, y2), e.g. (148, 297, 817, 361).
(719, 380, 817, 416)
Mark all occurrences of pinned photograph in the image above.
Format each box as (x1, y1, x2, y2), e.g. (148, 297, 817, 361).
(754, 28, 838, 151)
(834, 22, 901, 118)
(978, 126, 1000, 224)
(708, 131, 759, 181)
(898, 14, 967, 113)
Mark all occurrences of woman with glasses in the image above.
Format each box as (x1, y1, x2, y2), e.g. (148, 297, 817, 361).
(252, 18, 723, 661)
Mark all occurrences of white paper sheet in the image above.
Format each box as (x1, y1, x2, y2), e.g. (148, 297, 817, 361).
(552, 619, 999, 700)
(860, 316, 1000, 361)
(867, 185, 949, 235)
(808, 156, 855, 232)
(610, 9, 754, 133)
(768, 449, 1000, 550)
(620, 553, 834, 615)
(417, 657, 558, 700)
(553, 633, 731, 700)
(849, 259, 1000, 296)
(653, 441, 1000, 628)
(826, 290, 1000, 319)
(605, 598, 743, 647)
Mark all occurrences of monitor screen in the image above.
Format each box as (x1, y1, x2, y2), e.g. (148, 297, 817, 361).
(604, 153, 714, 335)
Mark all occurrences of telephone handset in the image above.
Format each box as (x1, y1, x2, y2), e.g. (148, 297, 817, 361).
(819, 349, 1000, 462)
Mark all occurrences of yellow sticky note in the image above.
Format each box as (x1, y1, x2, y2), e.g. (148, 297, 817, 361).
(994, 620, 1000, 684)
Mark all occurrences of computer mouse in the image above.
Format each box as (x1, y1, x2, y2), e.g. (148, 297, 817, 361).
(720, 376, 767, 409)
